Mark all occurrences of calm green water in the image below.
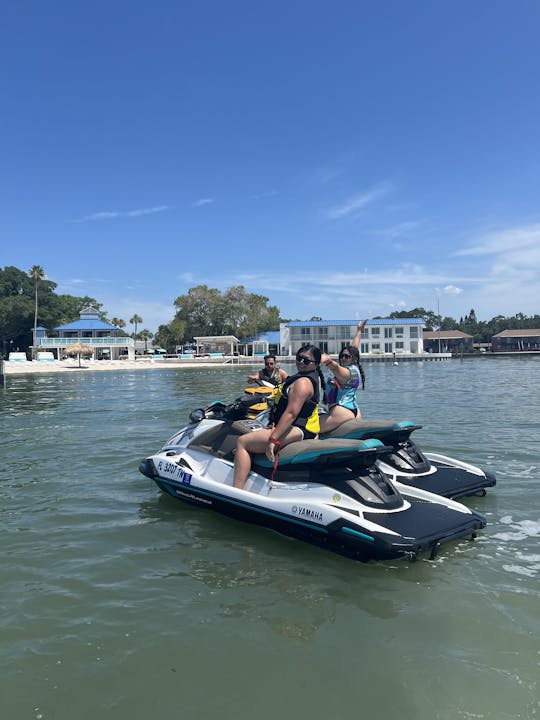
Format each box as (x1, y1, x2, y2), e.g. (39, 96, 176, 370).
(1, 359, 538, 720)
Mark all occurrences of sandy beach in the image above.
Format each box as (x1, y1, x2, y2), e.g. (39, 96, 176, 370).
(2, 358, 233, 375)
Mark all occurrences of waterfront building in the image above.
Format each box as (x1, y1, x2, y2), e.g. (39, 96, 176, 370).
(492, 328, 540, 352)
(280, 318, 425, 356)
(34, 307, 134, 360)
(423, 330, 473, 354)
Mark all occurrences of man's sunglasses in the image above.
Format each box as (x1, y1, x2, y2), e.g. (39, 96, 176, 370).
(296, 355, 314, 366)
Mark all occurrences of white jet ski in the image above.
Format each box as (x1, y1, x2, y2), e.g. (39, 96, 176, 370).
(139, 397, 487, 563)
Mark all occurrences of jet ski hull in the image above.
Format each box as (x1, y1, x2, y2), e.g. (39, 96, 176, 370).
(139, 440, 486, 563)
(322, 419, 496, 500)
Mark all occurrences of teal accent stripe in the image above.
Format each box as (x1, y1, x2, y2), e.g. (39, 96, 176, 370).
(341, 526, 375, 543)
(395, 420, 415, 429)
(254, 438, 384, 468)
(164, 480, 328, 534)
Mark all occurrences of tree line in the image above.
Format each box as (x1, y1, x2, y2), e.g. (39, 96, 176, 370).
(0, 265, 151, 354)
(2, 265, 538, 354)
(387, 308, 540, 343)
(153, 284, 280, 351)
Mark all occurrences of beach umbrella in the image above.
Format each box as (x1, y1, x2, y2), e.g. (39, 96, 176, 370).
(66, 341, 93, 367)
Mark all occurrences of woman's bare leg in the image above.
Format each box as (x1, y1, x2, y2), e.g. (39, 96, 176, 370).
(233, 429, 272, 489)
(232, 427, 303, 490)
(318, 405, 357, 434)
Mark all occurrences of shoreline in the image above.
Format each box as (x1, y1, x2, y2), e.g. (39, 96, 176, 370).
(2, 358, 233, 375)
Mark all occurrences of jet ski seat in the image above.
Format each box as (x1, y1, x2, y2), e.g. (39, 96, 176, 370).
(321, 418, 421, 443)
(252, 437, 385, 469)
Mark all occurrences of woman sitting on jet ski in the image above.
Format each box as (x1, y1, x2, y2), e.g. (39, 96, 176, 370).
(319, 320, 367, 434)
(233, 345, 325, 490)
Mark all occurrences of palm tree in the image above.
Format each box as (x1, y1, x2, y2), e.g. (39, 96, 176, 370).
(129, 314, 143, 338)
(111, 317, 126, 329)
(29, 265, 45, 358)
(139, 329, 153, 353)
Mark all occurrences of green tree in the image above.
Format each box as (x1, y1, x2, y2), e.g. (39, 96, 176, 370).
(388, 307, 439, 330)
(171, 284, 280, 341)
(139, 329, 153, 352)
(129, 314, 143, 338)
(29, 265, 45, 356)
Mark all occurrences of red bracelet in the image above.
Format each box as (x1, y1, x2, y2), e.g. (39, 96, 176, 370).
(269, 437, 281, 449)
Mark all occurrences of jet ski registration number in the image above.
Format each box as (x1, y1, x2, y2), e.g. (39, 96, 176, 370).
(157, 460, 192, 484)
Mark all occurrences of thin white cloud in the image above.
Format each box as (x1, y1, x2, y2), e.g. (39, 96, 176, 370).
(250, 190, 278, 200)
(193, 198, 214, 207)
(325, 182, 393, 220)
(455, 224, 540, 257)
(437, 285, 463, 296)
(72, 206, 168, 222)
(377, 220, 422, 239)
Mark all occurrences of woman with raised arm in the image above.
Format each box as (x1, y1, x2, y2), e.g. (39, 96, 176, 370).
(319, 320, 367, 433)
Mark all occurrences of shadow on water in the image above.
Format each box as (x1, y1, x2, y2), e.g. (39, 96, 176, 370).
(138, 491, 475, 637)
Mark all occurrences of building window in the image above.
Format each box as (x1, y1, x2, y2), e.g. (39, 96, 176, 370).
(371, 327, 380, 337)
(372, 343, 380, 351)
(410, 327, 418, 338)
(385, 342, 393, 353)
(395, 326, 404, 337)
(396, 341, 404, 350)
(384, 328, 393, 338)
(360, 343, 369, 353)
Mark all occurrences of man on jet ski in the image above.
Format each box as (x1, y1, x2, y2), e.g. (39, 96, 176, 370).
(233, 345, 325, 490)
(247, 354, 288, 386)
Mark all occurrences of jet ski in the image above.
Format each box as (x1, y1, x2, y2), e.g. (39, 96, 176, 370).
(241, 384, 495, 500)
(321, 418, 496, 500)
(139, 397, 487, 563)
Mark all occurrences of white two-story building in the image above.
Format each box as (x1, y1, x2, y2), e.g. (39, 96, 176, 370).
(280, 318, 425, 356)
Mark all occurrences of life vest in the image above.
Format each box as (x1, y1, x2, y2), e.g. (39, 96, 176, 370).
(270, 370, 320, 435)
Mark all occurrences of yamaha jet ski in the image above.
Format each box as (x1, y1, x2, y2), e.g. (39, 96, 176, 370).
(139, 397, 486, 563)
(321, 418, 496, 500)
(240, 384, 495, 500)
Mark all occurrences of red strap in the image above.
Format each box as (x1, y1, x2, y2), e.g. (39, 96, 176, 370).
(269, 437, 281, 483)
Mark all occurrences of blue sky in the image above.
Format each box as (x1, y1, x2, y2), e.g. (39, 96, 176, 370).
(2, 1, 540, 333)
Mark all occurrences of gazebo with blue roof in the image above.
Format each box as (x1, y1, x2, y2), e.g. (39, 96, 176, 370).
(35, 307, 135, 360)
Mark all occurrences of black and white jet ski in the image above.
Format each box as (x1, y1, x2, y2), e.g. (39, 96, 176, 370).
(321, 418, 496, 500)
(238, 383, 495, 500)
(139, 397, 487, 563)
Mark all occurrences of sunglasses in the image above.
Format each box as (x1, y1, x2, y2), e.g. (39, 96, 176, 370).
(296, 355, 314, 366)
(339, 353, 352, 359)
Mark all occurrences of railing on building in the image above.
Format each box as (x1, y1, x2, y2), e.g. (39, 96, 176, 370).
(36, 337, 134, 347)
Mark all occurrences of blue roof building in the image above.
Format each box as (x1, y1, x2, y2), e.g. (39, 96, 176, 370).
(36, 307, 135, 360)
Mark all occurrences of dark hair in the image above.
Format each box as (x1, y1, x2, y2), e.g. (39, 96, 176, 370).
(341, 345, 366, 390)
(297, 344, 321, 364)
(297, 344, 327, 403)
(264, 354, 276, 362)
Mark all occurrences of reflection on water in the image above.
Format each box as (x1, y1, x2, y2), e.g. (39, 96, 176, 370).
(1, 360, 539, 719)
